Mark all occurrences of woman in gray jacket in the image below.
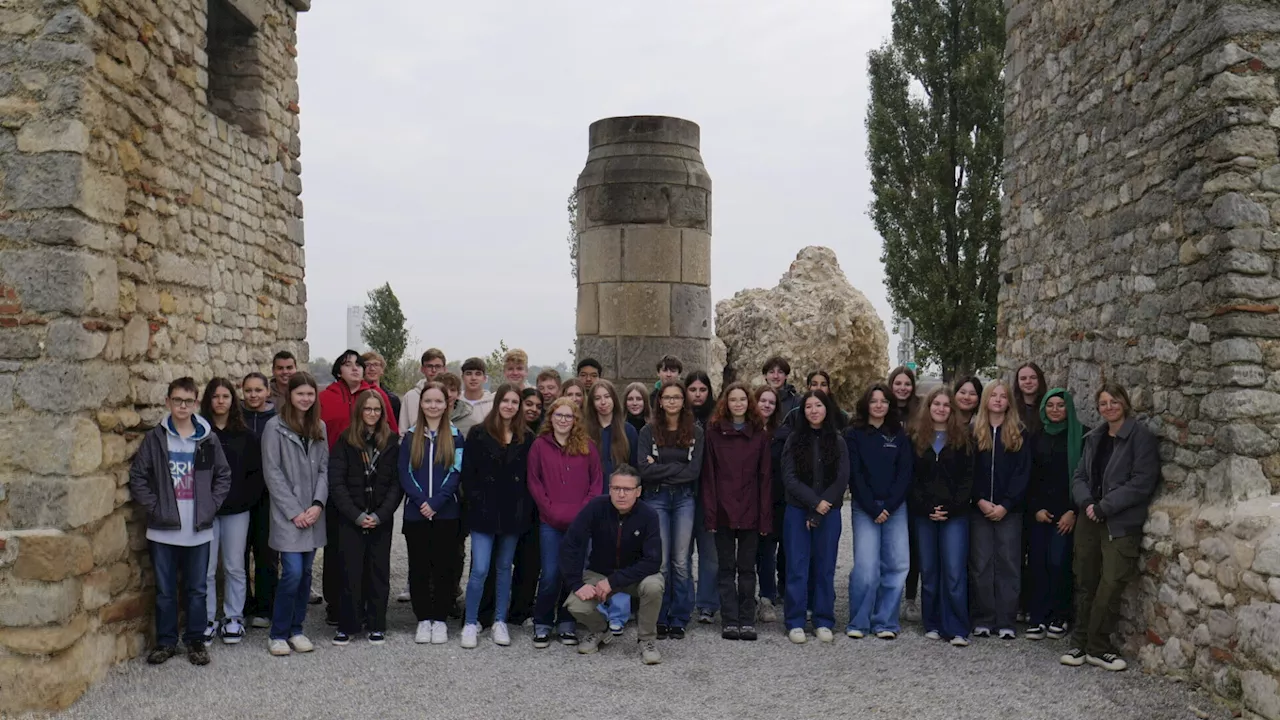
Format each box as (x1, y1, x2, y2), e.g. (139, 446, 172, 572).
(262, 372, 329, 657)
(1061, 383, 1159, 672)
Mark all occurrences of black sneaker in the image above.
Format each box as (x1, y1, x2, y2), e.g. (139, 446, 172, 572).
(721, 626, 741, 640)
(187, 645, 211, 666)
(331, 632, 351, 646)
(367, 631, 385, 644)
(147, 645, 178, 665)
(533, 631, 551, 649)
(1087, 652, 1128, 671)
(656, 624, 669, 640)
(558, 631, 579, 646)
(1026, 624, 1046, 640)
(668, 626, 686, 640)
(972, 627, 992, 638)
(1060, 647, 1087, 667)
(1047, 621, 1068, 640)
(739, 625, 758, 641)
(697, 609, 715, 624)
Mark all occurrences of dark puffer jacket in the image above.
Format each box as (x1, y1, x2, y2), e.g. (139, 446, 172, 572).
(328, 433, 403, 527)
(460, 425, 536, 536)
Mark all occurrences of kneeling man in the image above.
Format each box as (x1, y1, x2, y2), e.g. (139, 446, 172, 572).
(561, 464, 664, 665)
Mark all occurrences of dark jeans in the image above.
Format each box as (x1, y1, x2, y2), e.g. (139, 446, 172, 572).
(905, 513, 920, 601)
(404, 519, 463, 622)
(968, 511, 1022, 631)
(150, 541, 210, 647)
(337, 521, 392, 634)
(693, 496, 719, 613)
(1072, 516, 1140, 656)
(1026, 520, 1073, 626)
(533, 523, 574, 634)
(781, 506, 840, 630)
(478, 523, 540, 627)
(246, 494, 278, 618)
(714, 530, 760, 627)
(271, 550, 314, 640)
(322, 505, 341, 618)
(915, 514, 969, 639)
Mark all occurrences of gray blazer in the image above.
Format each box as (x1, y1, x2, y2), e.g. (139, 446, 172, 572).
(261, 416, 329, 553)
(1070, 417, 1160, 538)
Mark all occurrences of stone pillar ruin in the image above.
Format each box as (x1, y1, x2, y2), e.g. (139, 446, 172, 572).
(575, 116, 713, 386)
(0, 0, 309, 711)
(999, 1, 1280, 713)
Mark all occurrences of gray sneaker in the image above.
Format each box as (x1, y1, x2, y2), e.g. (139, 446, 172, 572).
(757, 598, 779, 623)
(641, 640, 662, 665)
(577, 632, 613, 655)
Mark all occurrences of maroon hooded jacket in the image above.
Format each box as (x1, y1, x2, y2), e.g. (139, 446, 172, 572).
(701, 419, 773, 532)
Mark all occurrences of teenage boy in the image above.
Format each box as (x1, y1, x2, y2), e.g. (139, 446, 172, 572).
(399, 348, 447, 433)
(270, 351, 297, 408)
(503, 348, 531, 388)
(649, 355, 684, 411)
(536, 369, 562, 409)
(562, 465, 664, 665)
(762, 356, 799, 418)
(129, 378, 232, 666)
(457, 357, 494, 434)
(576, 358, 603, 392)
(361, 350, 401, 420)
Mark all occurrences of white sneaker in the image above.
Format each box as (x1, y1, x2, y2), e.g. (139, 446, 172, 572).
(815, 627, 834, 643)
(415, 620, 432, 644)
(430, 620, 448, 645)
(998, 628, 1017, 640)
(757, 598, 779, 623)
(846, 628, 865, 639)
(268, 638, 291, 656)
(788, 628, 808, 644)
(397, 588, 411, 603)
(492, 622, 510, 646)
(924, 630, 942, 641)
(287, 634, 313, 653)
(460, 624, 478, 649)
(202, 621, 217, 648)
(951, 636, 970, 647)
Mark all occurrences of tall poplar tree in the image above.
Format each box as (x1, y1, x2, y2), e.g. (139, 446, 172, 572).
(867, 0, 1005, 380)
(361, 283, 409, 371)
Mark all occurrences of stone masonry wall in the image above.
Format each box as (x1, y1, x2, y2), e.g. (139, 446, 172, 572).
(999, 0, 1280, 716)
(0, 0, 308, 711)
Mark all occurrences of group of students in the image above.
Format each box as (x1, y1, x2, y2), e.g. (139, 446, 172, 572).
(128, 346, 1159, 670)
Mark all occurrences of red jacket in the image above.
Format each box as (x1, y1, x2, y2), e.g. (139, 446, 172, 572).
(527, 435, 601, 531)
(319, 381, 400, 449)
(701, 420, 773, 532)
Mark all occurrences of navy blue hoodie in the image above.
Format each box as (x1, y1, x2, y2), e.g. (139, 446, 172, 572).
(559, 495, 662, 593)
(972, 424, 1031, 512)
(844, 423, 913, 516)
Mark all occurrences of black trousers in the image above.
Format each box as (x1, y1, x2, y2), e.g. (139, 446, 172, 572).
(478, 523, 540, 627)
(337, 521, 392, 634)
(323, 505, 342, 619)
(404, 519, 463, 622)
(906, 514, 920, 601)
(715, 530, 760, 627)
(245, 493, 278, 617)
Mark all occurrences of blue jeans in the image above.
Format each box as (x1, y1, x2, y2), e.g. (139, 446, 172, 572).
(915, 513, 970, 639)
(1026, 520, 1073, 625)
(534, 523, 574, 634)
(601, 593, 632, 626)
(466, 532, 519, 625)
(150, 541, 210, 647)
(756, 534, 781, 602)
(271, 551, 314, 640)
(782, 505, 841, 630)
(644, 484, 696, 628)
(848, 506, 910, 634)
(693, 496, 719, 613)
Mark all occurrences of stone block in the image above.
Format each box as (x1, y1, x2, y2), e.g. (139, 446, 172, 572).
(0, 214, 110, 251)
(15, 118, 89, 154)
(80, 568, 112, 611)
(0, 613, 88, 656)
(1239, 602, 1280, 672)
(122, 314, 149, 359)
(1, 153, 124, 223)
(0, 327, 44, 360)
(577, 228, 621, 284)
(1208, 193, 1272, 229)
(1242, 670, 1280, 720)
(576, 284, 598, 334)
(46, 319, 107, 360)
(597, 283, 670, 336)
(1258, 537, 1280, 576)
(1218, 424, 1280, 456)
(575, 335, 617, 377)
(668, 186, 709, 229)
(0, 577, 80, 626)
(91, 512, 128, 566)
(0, 414, 102, 475)
(4, 473, 115, 530)
(671, 284, 712, 338)
(16, 361, 130, 413)
(618, 336, 709, 380)
(10, 529, 94, 582)
(1200, 390, 1280, 421)
(600, 155, 692, 187)
(279, 304, 306, 340)
(620, 226, 682, 282)
(1214, 338, 1265, 365)
(154, 251, 213, 288)
(0, 631, 115, 713)
(99, 591, 146, 624)
(0, 249, 118, 315)
(581, 183, 669, 228)
(681, 230, 711, 285)
(0, 375, 13, 413)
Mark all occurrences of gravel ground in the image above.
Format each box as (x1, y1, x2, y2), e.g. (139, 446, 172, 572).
(53, 508, 1229, 720)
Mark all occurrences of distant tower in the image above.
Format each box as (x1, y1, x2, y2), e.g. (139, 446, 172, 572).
(347, 305, 367, 351)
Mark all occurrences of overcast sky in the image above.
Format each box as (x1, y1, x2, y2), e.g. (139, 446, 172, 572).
(296, 0, 898, 368)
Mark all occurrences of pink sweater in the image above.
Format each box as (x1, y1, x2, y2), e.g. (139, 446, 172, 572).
(527, 435, 602, 531)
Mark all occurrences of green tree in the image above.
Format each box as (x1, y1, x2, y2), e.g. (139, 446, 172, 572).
(484, 339, 510, 381)
(867, 0, 1005, 380)
(361, 283, 410, 372)
(567, 189, 579, 280)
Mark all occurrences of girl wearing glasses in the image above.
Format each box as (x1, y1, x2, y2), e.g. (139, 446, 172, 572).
(527, 398, 602, 648)
(636, 380, 705, 639)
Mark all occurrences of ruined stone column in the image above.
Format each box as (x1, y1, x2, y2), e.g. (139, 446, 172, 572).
(575, 116, 712, 386)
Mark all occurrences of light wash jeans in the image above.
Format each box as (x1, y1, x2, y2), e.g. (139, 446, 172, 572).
(847, 506, 910, 634)
(205, 511, 251, 621)
(465, 531, 519, 625)
(645, 484, 696, 628)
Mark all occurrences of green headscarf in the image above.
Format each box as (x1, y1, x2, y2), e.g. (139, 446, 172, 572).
(1040, 388, 1083, 474)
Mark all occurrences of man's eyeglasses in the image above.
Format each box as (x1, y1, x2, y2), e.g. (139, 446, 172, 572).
(609, 486, 640, 495)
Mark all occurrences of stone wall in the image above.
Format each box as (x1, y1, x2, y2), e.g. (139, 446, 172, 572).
(999, 0, 1280, 715)
(575, 116, 714, 387)
(0, 0, 308, 711)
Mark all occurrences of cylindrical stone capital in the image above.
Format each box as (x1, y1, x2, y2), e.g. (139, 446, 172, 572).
(575, 116, 712, 386)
